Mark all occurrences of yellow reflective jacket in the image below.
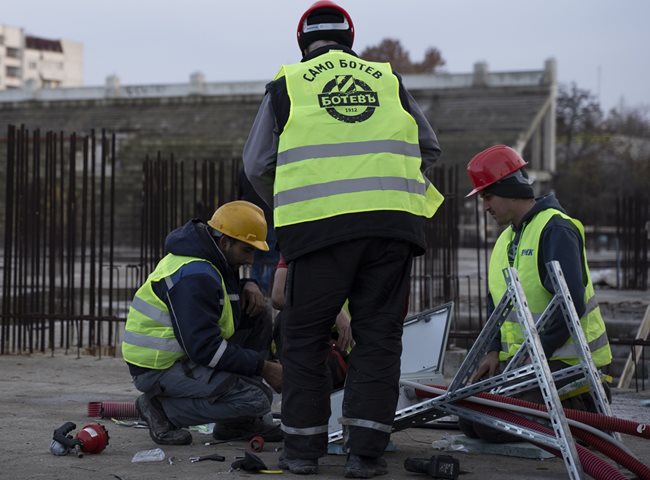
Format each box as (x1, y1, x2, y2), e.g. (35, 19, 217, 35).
(122, 254, 234, 370)
(273, 49, 443, 228)
(489, 208, 611, 367)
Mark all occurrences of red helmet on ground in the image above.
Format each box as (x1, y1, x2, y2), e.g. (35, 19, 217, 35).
(297, 1, 354, 53)
(465, 145, 528, 197)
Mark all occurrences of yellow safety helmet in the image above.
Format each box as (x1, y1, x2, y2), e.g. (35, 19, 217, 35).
(207, 200, 269, 251)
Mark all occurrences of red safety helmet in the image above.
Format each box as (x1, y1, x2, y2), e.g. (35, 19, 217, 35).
(466, 145, 528, 197)
(297, 1, 354, 52)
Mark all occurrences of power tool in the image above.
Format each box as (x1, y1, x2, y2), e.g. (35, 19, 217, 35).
(404, 455, 460, 479)
(50, 422, 110, 457)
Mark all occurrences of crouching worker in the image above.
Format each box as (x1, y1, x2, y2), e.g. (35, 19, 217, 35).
(122, 200, 283, 445)
(460, 145, 612, 443)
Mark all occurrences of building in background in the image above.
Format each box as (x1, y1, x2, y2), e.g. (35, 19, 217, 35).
(0, 60, 556, 245)
(0, 24, 82, 90)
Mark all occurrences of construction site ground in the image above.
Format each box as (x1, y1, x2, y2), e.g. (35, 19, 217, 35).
(1, 353, 649, 480)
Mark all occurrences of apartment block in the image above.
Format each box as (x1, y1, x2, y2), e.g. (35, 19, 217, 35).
(0, 24, 82, 90)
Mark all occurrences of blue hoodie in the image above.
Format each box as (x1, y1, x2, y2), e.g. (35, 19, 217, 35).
(127, 219, 264, 377)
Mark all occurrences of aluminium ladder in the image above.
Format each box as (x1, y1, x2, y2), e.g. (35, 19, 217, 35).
(329, 262, 615, 480)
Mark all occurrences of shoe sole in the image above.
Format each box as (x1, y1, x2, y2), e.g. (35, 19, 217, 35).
(289, 466, 318, 475)
(278, 459, 318, 475)
(344, 463, 388, 478)
(344, 469, 387, 479)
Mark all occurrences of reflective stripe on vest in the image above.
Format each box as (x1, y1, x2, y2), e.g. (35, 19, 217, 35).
(130, 296, 172, 326)
(277, 139, 421, 166)
(273, 50, 443, 228)
(122, 254, 234, 370)
(123, 329, 184, 353)
(275, 176, 432, 207)
(489, 208, 612, 367)
(208, 339, 229, 368)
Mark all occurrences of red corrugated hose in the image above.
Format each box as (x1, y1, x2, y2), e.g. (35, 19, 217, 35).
(411, 384, 649, 479)
(87, 401, 138, 419)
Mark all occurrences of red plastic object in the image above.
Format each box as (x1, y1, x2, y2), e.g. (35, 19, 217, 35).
(416, 385, 650, 479)
(88, 401, 138, 419)
(249, 435, 264, 453)
(75, 423, 110, 454)
(466, 144, 527, 197)
(297, 1, 354, 49)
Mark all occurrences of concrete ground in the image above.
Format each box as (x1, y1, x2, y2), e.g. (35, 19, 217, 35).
(1, 354, 649, 479)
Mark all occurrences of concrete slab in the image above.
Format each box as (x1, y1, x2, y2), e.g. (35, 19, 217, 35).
(438, 434, 555, 460)
(1, 354, 648, 479)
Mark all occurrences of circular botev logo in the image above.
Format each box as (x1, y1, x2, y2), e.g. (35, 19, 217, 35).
(318, 75, 380, 123)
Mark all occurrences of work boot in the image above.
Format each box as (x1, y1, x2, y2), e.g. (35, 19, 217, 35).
(344, 454, 388, 478)
(278, 452, 319, 475)
(213, 415, 283, 442)
(135, 394, 192, 445)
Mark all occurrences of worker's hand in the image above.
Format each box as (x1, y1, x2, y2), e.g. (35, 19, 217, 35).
(262, 360, 282, 393)
(469, 351, 500, 383)
(240, 281, 267, 317)
(334, 310, 354, 352)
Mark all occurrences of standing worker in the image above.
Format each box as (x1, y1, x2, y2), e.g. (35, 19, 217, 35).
(461, 145, 612, 442)
(122, 201, 282, 446)
(244, 1, 444, 476)
(271, 254, 354, 391)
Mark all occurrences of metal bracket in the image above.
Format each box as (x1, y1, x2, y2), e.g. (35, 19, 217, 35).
(329, 263, 619, 480)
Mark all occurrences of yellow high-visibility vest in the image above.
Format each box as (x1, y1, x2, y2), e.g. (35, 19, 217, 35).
(122, 254, 234, 370)
(273, 50, 443, 228)
(489, 209, 611, 367)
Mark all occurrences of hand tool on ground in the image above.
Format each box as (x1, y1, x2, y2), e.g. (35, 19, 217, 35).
(50, 422, 110, 457)
(189, 453, 226, 463)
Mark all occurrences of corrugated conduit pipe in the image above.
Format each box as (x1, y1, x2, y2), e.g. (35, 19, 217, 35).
(87, 401, 138, 419)
(475, 388, 649, 440)
(412, 383, 650, 440)
(404, 383, 650, 479)
(464, 403, 628, 480)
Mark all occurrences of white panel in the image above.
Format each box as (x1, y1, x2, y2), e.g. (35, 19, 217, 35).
(328, 303, 453, 435)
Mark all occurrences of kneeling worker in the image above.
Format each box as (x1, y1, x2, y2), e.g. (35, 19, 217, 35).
(122, 200, 282, 445)
(461, 145, 612, 442)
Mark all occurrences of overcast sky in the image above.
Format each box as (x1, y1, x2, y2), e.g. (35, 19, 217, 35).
(4, 0, 649, 114)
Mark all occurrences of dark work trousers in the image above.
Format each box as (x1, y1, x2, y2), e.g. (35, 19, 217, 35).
(281, 238, 413, 460)
(133, 306, 274, 427)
